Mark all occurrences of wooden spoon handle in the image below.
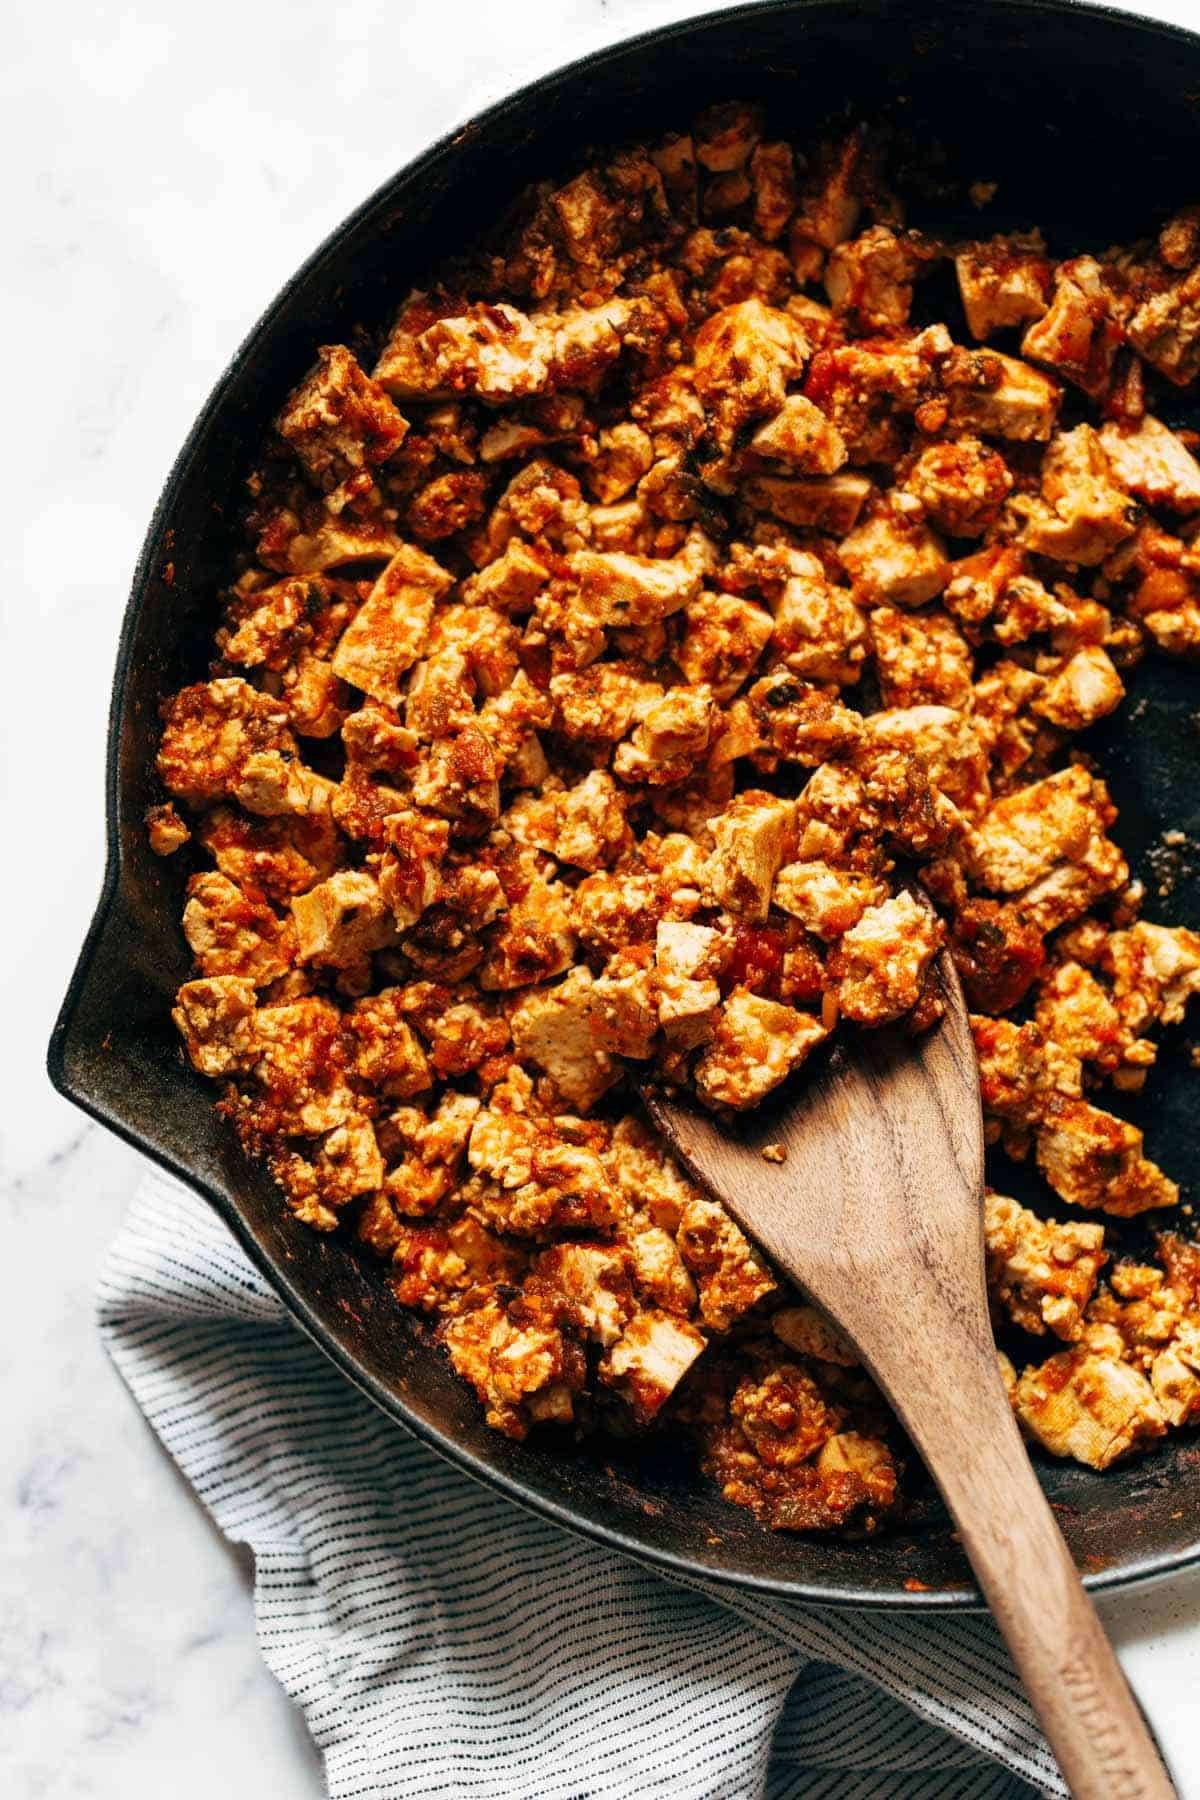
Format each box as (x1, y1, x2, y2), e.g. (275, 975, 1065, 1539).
(864, 1332, 1175, 1800)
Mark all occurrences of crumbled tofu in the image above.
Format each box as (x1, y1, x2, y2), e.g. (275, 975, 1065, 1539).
(375, 295, 635, 403)
(253, 998, 358, 1134)
(869, 605, 973, 710)
(533, 1243, 635, 1347)
(314, 1114, 384, 1205)
(732, 1362, 837, 1467)
(693, 298, 809, 447)
(560, 770, 634, 869)
(509, 967, 617, 1112)
(442, 1296, 583, 1439)
(1126, 265, 1200, 386)
(825, 225, 922, 332)
(1150, 1318, 1200, 1428)
(591, 963, 659, 1058)
(1012, 425, 1137, 565)
(750, 140, 797, 242)
(769, 557, 868, 685)
(676, 1193, 777, 1328)
(744, 471, 874, 535)
(276, 344, 408, 488)
(791, 131, 868, 251)
(694, 988, 828, 1108)
(1016, 831, 1129, 936)
(942, 348, 1061, 442)
(694, 101, 762, 172)
(902, 437, 1013, 537)
(603, 1117, 697, 1234)
(568, 547, 702, 626)
(984, 1191, 1107, 1340)
(831, 892, 941, 1025)
(461, 539, 551, 612)
(972, 1014, 1082, 1128)
(655, 919, 721, 980)
(1033, 960, 1138, 1076)
(159, 102, 1200, 1527)
(1102, 922, 1200, 1032)
(478, 876, 577, 991)
(583, 422, 652, 503)
(772, 1303, 858, 1365)
(967, 765, 1105, 894)
(1037, 1098, 1179, 1217)
(620, 685, 715, 770)
(1031, 646, 1124, 731)
(182, 872, 296, 986)
(146, 802, 190, 856)
(676, 591, 775, 698)
(625, 1223, 698, 1313)
(349, 989, 433, 1098)
(157, 678, 297, 809)
(657, 973, 723, 1050)
(550, 665, 663, 742)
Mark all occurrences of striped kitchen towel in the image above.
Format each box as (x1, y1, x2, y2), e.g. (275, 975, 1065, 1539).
(98, 1166, 1062, 1799)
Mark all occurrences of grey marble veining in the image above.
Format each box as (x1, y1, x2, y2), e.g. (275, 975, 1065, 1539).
(4, 0, 1200, 1793)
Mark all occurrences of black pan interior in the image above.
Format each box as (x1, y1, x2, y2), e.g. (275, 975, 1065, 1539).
(49, 0, 1200, 1604)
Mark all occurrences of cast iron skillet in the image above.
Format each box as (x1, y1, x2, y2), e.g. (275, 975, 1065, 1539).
(49, 0, 1200, 1606)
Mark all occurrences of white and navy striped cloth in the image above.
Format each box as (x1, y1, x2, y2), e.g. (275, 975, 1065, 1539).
(99, 1168, 1064, 1798)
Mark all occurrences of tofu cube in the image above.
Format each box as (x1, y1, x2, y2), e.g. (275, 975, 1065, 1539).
(172, 976, 259, 1076)
(694, 989, 829, 1109)
(1099, 415, 1200, 514)
(943, 349, 1061, 442)
(772, 860, 887, 941)
(509, 967, 617, 1111)
(1031, 646, 1124, 732)
(705, 794, 795, 920)
(955, 236, 1051, 341)
(743, 471, 873, 535)
(748, 395, 847, 473)
(984, 1191, 1107, 1341)
(831, 891, 941, 1025)
(1014, 1348, 1165, 1468)
(600, 1311, 707, 1425)
(291, 870, 397, 968)
(1036, 1098, 1179, 1217)
(838, 496, 949, 608)
(568, 548, 702, 626)
(331, 545, 453, 705)
(276, 344, 408, 488)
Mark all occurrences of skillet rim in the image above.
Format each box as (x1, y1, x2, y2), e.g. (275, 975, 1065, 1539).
(48, 0, 1200, 1609)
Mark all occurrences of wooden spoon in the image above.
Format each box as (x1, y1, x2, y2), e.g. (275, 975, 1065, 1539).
(642, 947, 1175, 1800)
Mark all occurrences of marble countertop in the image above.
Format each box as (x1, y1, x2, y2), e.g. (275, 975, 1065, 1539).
(5, 0, 1200, 1792)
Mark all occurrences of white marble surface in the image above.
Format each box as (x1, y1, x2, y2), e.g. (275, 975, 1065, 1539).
(5, 0, 1200, 1792)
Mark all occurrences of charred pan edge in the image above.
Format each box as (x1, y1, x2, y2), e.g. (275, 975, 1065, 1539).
(48, 0, 1200, 1608)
